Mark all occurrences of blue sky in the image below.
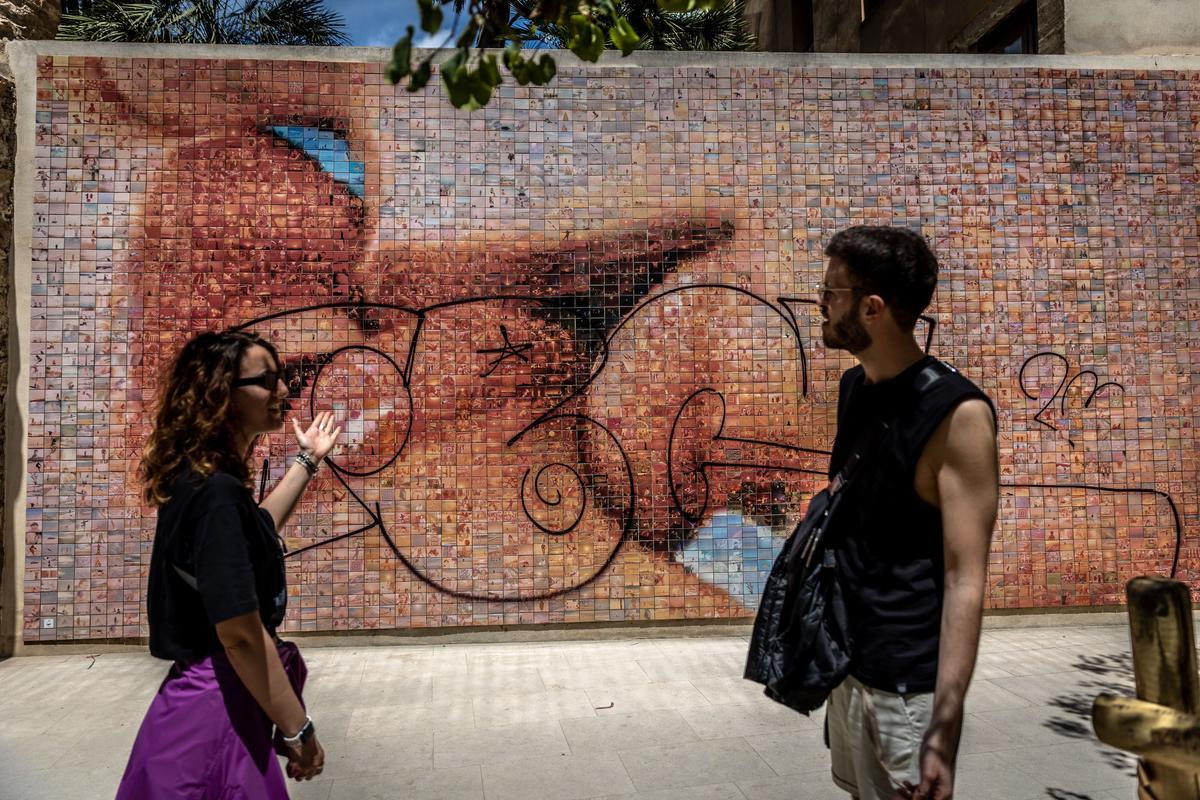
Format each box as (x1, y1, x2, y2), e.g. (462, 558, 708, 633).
(323, 0, 451, 48)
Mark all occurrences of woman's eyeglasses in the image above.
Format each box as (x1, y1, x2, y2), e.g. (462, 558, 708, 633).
(233, 371, 284, 391)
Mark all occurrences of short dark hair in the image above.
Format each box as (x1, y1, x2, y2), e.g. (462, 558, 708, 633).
(824, 226, 938, 329)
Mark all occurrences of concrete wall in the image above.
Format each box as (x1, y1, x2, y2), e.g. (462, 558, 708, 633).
(1065, 0, 1200, 55)
(5, 44, 1200, 647)
(810, 0, 1064, 54)
(809, 0, 1199, 56)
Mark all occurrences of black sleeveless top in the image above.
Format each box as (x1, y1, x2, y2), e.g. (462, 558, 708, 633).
(830, 356, 994, 694)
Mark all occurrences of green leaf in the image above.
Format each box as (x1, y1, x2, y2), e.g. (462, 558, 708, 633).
(610, 16, 639, 55)
(506, 50, 557, 87)
(441, 48, 473, 107)
(470, 74, 494, 107)
(439, 51, 502, 111)
(566, 14, 604, 62)
(530, 54, 557, 85)
(385, 26, 413, 84)
(480, 53, 502, 87)
(504, 42, 524, 70)
(407, 59, 432, 92)
(416, 0, 443, 35)
(393, 26, 413, 63)
(443, 75, 472, 107)
(504, 45, 531, 84)
(441, 47, 467, 75)
(447, 73, 490, 111)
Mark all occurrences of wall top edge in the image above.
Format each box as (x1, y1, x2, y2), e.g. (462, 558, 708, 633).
(8, 40, 1200, 71)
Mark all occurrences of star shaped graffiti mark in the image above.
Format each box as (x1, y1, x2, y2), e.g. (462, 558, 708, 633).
(477, 324, 533, 378)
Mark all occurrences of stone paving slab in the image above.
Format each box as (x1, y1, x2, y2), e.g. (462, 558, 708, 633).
(0, 625, 1145, 799)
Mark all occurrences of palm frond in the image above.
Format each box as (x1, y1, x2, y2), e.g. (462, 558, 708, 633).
(57, 0, 348, 46)
(238, 0, 349, 46)
(58, 0, 173, 42)
(509, 0, 564, 48)
(653, 1, 754, 50)
(510, 0, 755, 52)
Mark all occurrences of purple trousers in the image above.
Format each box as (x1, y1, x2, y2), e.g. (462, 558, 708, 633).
(116, 641, 307, 800)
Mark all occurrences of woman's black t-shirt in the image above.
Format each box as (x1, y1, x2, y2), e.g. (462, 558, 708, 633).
(147, 468, 287, 662)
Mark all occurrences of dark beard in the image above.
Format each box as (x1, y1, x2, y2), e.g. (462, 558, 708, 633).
(822, 313, 872, 353)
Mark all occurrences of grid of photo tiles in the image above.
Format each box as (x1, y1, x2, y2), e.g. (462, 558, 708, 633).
(23, 55, 1199, 640)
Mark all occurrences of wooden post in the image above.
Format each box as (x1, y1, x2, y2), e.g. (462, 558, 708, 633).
(1125, 576, 1200, 799)
(1093, 696, 1200, 773)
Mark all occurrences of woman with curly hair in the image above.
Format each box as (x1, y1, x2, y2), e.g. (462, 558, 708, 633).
(117, 330, 341, 798)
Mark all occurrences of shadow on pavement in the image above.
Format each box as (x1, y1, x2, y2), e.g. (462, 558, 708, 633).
(1042, 651, 1139, 789)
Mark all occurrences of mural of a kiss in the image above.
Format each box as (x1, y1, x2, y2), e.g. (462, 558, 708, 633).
(124, 113, 1186, 620)
(29, 54, 1193, 640)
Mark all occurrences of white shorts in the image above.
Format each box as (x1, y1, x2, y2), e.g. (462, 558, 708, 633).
(826, 674, 933, 799)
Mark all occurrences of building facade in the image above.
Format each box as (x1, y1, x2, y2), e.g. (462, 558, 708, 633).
(750, 0, 1200, 56)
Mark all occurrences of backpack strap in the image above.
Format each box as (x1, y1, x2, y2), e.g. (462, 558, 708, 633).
(912, 359, 957, 394)
(906, 359, 995, 459)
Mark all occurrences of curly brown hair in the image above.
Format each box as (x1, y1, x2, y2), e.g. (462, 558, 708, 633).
(139, 330, 281, 506)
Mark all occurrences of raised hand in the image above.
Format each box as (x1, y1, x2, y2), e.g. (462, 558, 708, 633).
(292, 411, 342, 463)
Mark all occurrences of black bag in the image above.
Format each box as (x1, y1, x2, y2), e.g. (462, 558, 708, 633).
(744, 360, 958, 713)
(743, 421, 887, 714)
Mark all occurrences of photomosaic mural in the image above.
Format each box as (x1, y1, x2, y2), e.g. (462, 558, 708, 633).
(18, 49, 1198, 641)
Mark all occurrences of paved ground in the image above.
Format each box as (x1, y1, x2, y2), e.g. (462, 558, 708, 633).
(1, 624, 1141, 800)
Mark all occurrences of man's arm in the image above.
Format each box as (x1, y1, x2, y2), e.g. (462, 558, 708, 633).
(917, 398, 999, 799)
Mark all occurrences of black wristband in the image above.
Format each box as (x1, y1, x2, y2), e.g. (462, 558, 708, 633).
(281, 715, 315, 747)
(294, 451, 319, 477)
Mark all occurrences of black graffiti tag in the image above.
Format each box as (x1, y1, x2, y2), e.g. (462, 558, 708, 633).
(1019, 351, 1125, 448)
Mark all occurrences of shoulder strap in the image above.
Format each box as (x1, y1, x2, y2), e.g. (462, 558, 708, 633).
(912, 359, 958, 394)
(828, 419, 887, 495)
(907, 359, 993, 455)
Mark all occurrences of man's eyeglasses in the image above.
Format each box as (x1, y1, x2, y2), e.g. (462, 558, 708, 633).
(815, 281, 862, 303)
(233, 371, 284, 391)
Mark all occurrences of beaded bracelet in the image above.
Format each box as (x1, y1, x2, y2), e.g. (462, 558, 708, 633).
(294, 451, 319, 477)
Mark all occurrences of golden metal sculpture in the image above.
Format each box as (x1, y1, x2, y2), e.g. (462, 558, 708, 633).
(1092, 576, 1200, 799)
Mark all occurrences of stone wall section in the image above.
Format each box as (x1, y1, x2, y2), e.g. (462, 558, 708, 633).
(0, 0, 60, 42)
(1, 0, 59, 657)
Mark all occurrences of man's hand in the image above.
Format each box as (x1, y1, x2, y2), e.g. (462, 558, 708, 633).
(895, 720, 959, 800)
